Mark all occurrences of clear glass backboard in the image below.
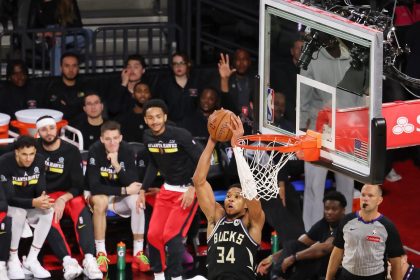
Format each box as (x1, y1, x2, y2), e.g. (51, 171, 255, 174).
(259, 0, 386, 183)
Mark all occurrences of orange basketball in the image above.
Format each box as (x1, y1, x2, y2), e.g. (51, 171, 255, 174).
(207, 109, 235, 142)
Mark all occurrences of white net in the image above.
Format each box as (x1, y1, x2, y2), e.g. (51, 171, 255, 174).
(233, 139, 296, 201)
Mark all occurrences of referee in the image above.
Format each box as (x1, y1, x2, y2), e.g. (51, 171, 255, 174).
(326, 184, 404, 280)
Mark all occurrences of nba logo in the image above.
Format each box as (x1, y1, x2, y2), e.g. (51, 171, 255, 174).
(267, 88, 274, 123)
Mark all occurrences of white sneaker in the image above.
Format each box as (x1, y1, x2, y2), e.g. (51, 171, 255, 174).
(22, 257, 51, 278)
(63, 257, 83, 280)
(82, 254, 103, 279)
(386, 168, 402, 182)
(7, 258, 25, 280)
(0, 262, 10, 280)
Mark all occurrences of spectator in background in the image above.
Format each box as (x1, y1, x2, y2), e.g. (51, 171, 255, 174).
(258, 191, 346, 280)
(0, 60, 40, 118)
(117, 82, 152, 143)
(180, 87, 220, 138)
(158, 52, 199, 125)
(44, 52, 88, 124)
(270, 37, 303, 127)
(107, 54, 147, 119)
(299, 38, 360, 230)
(273, 91, 294, 132)
(218, 49, 255, 134)
(73, 92, 105, 150)
(28, 0, 86, 76)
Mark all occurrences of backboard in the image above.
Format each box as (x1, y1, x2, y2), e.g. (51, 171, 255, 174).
(258, 0, 386, 184)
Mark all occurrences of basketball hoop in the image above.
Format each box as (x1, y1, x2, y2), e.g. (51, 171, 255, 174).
(233, 130, 322, 201)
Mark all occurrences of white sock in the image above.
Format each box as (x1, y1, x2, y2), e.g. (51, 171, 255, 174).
(95, 240, 106, 255)
(154, 272, 165, 280)
(0, 261, 6, 267)
(172, 277, 182, 280)
(133, 239, 144, 256)
(9, 250, 19, 261)
(63, 255, 71, 263)
(26, 245, 41, 262)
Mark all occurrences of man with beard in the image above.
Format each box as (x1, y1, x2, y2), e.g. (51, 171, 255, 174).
(218, 49, 255, 134)
(35, 115, 102, 280)
(73, 92, 106, 150)
(257, 191, 346, 280)
(44, 52, 88, 124)
(180, 87, 220, 138)
(107, 54, 148, 118)
(0, 135, 53, 279)
(117, 81, 152, 143)
(193, 114, 264, 280)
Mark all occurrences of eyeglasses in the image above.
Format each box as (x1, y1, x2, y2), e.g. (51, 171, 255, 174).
(172, 61, 187, 66)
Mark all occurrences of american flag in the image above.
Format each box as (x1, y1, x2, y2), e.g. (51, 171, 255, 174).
(354, 139, 368, 160)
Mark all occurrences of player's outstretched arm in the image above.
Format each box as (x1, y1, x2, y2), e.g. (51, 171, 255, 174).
(229, 114, 265, 243)
(193, 137, 224, 227)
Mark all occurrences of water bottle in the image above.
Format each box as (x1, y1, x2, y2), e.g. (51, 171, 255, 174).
(117, 270, 125, 280)
(117, 241, 126, 270)
(271, 231, 279, 254)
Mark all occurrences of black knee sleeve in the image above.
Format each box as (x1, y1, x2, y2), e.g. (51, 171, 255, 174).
(76, 207, 95, 255)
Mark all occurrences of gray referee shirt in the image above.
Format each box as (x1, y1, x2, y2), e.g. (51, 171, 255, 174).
(334, 212, 404, 277)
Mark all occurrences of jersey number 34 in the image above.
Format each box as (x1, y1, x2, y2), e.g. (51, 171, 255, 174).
(217, 247, 235, 263)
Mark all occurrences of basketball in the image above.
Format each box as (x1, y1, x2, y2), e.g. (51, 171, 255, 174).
(208, 109, 235, 142)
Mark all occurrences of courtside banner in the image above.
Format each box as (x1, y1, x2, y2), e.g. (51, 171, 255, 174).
(382, 99, 420, 149)
(315, 100, 420, 152)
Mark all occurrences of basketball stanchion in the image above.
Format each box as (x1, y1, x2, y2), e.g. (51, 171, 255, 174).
(233, 130, 322, 201)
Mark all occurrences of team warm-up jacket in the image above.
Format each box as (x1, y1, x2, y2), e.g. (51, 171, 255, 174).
(37, 140, 84, 197)
(86, 141, 138, 196)
(142, 125, 202, 190)
(0, 152, 46, 209)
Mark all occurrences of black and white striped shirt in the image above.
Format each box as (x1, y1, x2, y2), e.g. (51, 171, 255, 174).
(334, 212, 404, 277)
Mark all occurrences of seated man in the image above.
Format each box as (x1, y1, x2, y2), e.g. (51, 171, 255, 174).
(0, 136, 54, 279)
(117, 81, 152, 143)
(0, 184, 12, 280)
(86, 121, 149, 273)
(72, 92, 106, 150)
(36, 116, 102, 280)
(257, 191, 347, 280)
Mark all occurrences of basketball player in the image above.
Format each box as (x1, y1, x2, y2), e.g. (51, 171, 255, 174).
(141, 99, 202, 280)
(0, 136, 54, 279)
(0, 185, 12, 280)
(86, 120, 149, 273)
(36, 115, 102, 280)
(193, 114, 265, 280)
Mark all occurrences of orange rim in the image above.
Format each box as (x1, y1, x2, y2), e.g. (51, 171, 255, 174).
(234, 130, 322, 161)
